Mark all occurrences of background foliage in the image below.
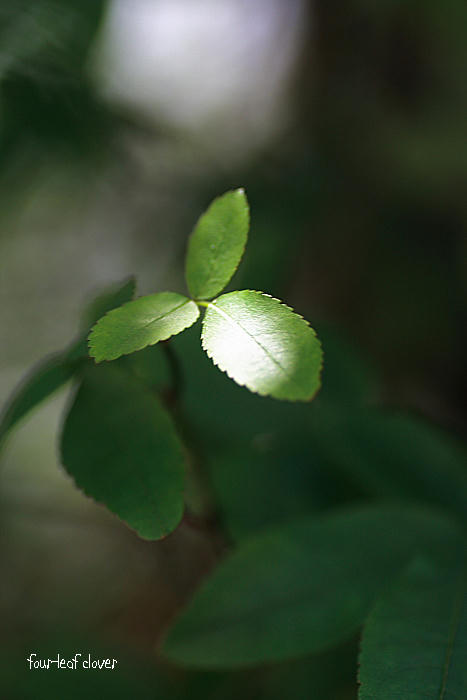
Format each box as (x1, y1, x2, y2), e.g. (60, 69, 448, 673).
(1, 1, 466, 698)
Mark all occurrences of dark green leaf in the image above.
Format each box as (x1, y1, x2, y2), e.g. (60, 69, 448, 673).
(117, 344, 170, 394)
(0, 353, 78, 446)
(208, 441, 339, 542)
(359, 553, 467, 699)
(162, 505, 459, 667)
(81, 276, 136, 330)
(88, 292, 200, 362)
(258, 640, 358, 700)
(201, 290, 322, 401)
(309, 406, 467, 523)
(60, 365, 185, 540)
(316, 324, 379, 405)
(185, 189, 249, 300)
(0, 277, 139, 446)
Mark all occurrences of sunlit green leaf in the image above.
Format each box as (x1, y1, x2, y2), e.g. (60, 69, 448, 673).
(185, 189, 249, 300)
(0, 353, 78, 446)
(60, 365, 185, 540)
(88, 292, 200, 362)
(201, 290, 322, 401)
(359, 553, 467, 699)
(162, 505, 459, 667)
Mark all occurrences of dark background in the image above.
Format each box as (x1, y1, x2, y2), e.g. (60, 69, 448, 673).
(1, 1, 466, 698)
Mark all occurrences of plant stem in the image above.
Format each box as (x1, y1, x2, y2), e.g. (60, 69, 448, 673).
(160, 338, 230, 545)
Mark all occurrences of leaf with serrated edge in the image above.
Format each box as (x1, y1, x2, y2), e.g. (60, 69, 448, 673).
(60, 364, 185, 540)
(89, 292, 200, 362)
(358, 552, 467, 699)
(185, 189, 249, 300)
(201, 290, 322, 401)
(162, 505, 460, 668)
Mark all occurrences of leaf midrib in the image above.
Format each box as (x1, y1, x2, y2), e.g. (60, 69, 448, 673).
(206, 299, 297, 387)
(138, 298, 192, 332)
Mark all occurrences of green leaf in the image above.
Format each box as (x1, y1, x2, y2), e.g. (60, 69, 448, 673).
(0, 277, 137, 446)
(316, 324, 379, 405)
(257, 641, 358, 700)
(88, 292, 200, 362)
(162, 505, 459, 668)
(0, 353, 79, 446)
(60, 364, 185, 540)
(201, 290, 322, 401)
(185, 189, 250, 300)
(208, 441, 338, 542)
(308, 406, 467, 523)
(359, 553, 467, 699)
(81, 276, 136, 329)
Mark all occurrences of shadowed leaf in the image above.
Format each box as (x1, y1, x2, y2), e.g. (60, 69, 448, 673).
(0, 353, 78, 446)
(359, 552, 467, 699)
(309, 406, 467, 523)
(0, 277, 140, 446)
(60, 364, 185, 540)
(81, 276, 136, 330)
(162, 505, 459, 667)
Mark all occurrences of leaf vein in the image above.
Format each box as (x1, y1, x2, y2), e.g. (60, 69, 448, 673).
(206, 299, 296, 385)
(137, 299, 192, 331)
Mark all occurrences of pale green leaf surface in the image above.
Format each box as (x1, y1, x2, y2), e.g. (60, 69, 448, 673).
(0, 353, 77, 446)
(162, 505, 459, 667)
(201, 291, 322, 401)
(185, 189, 249, 300)
(88, 292, 199, 362)
(60, 365, 185, 540)
(359, 553, 467, 699)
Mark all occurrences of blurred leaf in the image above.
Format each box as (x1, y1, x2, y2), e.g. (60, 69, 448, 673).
(0, 277, 142, 448)
(359, 552, 467, 699)
(162, 505, 459, 667)
(81, 277, 136, 330)
(316, 324, 379, 404)
(61, 364, 185, 540)
(0, 353, 80, 447)
(0, 0, 110, 164)
(118, 344, 170, 395)
(208, 441, 348, 541)
(201, 290, 322, 401)
(88, 292, 200, 362)
(0, 1, 105, 76)
(309, 406, 467, 522)
(185, 189, 249, 300)
(257, 639, 358, 700)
